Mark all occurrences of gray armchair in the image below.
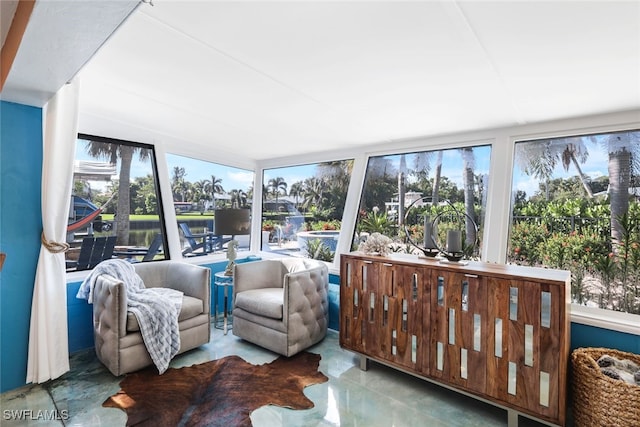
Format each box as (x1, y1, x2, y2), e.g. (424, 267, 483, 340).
(232, 258, 329, 357)
(91, 261, 211, 376)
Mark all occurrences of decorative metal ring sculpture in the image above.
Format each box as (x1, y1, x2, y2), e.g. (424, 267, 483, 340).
(431, 200, 478, 262)
(403, 197, 440, 258)
(404, 198, 478, 262)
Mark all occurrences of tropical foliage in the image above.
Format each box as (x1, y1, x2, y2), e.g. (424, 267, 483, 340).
(260, 160, 353, 261)
(355, 146, 490, 259)
(82, 139, 152, 245)
(511, 130, 640, 314)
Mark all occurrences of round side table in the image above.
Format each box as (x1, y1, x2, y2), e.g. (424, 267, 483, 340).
(213, 272, 234, 335)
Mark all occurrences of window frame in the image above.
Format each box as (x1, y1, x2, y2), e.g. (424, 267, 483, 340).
(498, 122, 640, 334)
(66, 133, 170, 272)
(506, 129, 640, 317)
(260, 159, 355, 263)
(352, 144, 492, 260)
(164, 152, 256, 259)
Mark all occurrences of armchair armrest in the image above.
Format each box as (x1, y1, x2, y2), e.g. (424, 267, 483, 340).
(283, 265, 329, 330)
(92, 274, 128, 339)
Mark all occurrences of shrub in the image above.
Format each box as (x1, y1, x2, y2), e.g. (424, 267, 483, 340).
(306, 238, 334, 262)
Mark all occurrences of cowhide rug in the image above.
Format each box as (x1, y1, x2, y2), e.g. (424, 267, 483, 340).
(103, 351, 328, 427)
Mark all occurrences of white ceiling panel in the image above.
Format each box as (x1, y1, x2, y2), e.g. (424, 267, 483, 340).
(5, 1, 639, 160)
(1, 0, 139, 107)
(458, 1, 640, 121)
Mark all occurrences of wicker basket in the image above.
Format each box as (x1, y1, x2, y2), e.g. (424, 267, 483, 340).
(571, 347, 640, 427)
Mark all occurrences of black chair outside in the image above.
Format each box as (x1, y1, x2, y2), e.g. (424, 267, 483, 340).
(67, 236, 116, 271)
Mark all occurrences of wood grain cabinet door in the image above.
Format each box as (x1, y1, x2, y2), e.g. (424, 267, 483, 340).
(378, 263, 426, 371)
(485, 277, 564, 423)
(429, 269, 487, 393)
(340, 256, 367, 354)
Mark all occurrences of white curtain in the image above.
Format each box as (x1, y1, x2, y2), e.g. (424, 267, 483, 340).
(26, 79, 79, 383)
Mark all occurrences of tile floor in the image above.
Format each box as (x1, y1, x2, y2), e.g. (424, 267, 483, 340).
(1, 327, 563, 426)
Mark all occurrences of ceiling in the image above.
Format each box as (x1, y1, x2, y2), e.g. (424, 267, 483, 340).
(3, 1, 640, 162)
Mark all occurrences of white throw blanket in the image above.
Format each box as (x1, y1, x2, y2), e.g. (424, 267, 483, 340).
(77, 259, 182, 374)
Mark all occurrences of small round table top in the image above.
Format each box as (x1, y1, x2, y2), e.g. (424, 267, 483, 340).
(214, 271, 233, 284)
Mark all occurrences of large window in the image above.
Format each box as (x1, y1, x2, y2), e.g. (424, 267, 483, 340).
(354, 145, 492, 259)
(510, 130, 640, 315)
(66, 135, 167, 271)
(166, 154, 254, 256)
(262, 160, 354, 262)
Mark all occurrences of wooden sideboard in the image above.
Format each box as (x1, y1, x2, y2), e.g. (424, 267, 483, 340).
(339, 252, 571, 427)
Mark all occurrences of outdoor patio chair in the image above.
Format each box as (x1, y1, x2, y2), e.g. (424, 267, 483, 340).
(112, 233, 164, 262)
(179, 222, 229, 256)
(67, 236, 116, 271)
(141, 233, 164, 261)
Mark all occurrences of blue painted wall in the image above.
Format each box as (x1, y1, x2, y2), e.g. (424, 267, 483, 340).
(571, 323, 639, 354)
(66, 281, 94, 353)
(0, 101, 43, 393)
(328, 273, 340, 331)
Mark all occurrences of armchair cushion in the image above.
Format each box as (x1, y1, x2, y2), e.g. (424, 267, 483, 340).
(235, 288, 284, 320)
(126, 295, 204, 332)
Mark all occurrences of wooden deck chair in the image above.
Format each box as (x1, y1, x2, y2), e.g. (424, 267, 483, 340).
(113, 233, 164, 262)
(178, 222, 208, 256)
(67, 236, 116, 270)
(141, 233, 164, 261)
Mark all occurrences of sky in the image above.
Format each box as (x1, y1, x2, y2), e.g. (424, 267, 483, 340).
(76, 137, 615, 201)
(263, 163, 324, 187)
(512, 140, 610, 199)
(75, 141, 255, 192)
(165, 153, 254, 192)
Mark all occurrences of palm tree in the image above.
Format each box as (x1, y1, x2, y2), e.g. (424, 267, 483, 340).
(267, 177, 288, 209)
(461, 147, 477, 249)
(605, 131, 639, 245)
(516, 133, 639, 246)
(289, 181, 305, 209)
(301, 177, 327, 210)
(408, 151, 432, 195)
(432, 151, 443, 204)
(317, 160, 353, 219)
(229, 189, 248, 208)
(207, 175, 224, 210)
(171, 166, 188, 202)
(85, 141, 149, 245)
(193, 179, 210, 212)
(515, 140, 560, 201)
(555, 138, 593, 198)
(515, 138, 593, 200)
